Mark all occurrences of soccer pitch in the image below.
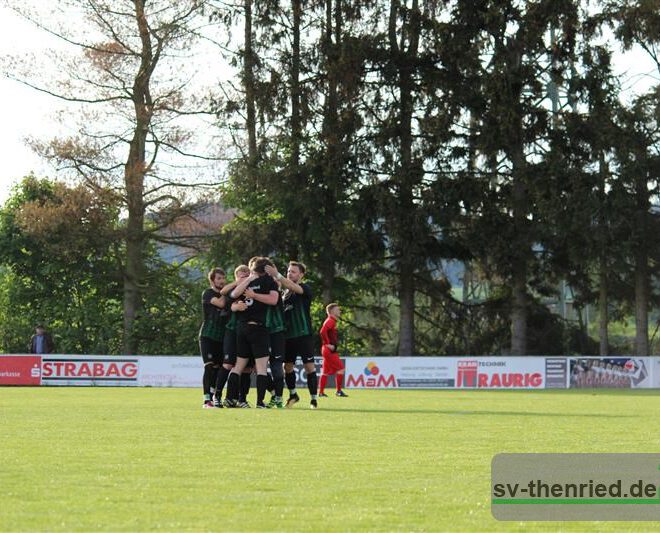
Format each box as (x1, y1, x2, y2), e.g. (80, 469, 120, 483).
(3, 388, 660, 531)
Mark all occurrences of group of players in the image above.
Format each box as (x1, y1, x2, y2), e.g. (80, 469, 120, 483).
(199, 256, 348, 409)
(570, 359, 637, 389)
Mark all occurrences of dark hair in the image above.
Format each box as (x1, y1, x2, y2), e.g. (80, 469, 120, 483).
(250, 256, 273, 274)
(288, 261, 306, 274)
(208, 267, 226, 284)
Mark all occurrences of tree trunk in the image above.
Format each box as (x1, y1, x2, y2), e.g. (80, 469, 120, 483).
(243, 0, 258, 177)
(123, 0, 154, 354)
(291, 0, 302, 169)
(597, 154, 609, 356)
(398, 269, 415, 355)
(598, 258, 609, 356)
(317, 0, 340, 305)
(391, 0, 420, 356)
(510, 145, 527, 356)
(634, 172, 649, 356)
(634, 249, 649, 356)
(320, 264, 335, 304)
(510, 265, 527, 355)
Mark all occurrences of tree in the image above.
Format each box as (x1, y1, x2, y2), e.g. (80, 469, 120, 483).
(436, 0, 583, 354)
(598, 0, 660, 355)
(4, 0, 216, 354)
(0, 176, 123, 354)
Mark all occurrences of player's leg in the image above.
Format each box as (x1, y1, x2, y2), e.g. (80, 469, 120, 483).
(225, 324, 250, 407)
(200, 337, 215, 408)
(300, 336, 318, 409)
(254, 356, 270, 408)
(215, 331, 237, 405)
(239, 360, 254, 407)
(319, 346, 332, 397)
(284, 339, 299, 407)
(247, 324, 270, 408)
(226, 356, 249, 407)
(268, 331, 285, 408)
(208, 339, 223, 405)
(329, 354, 348, 396)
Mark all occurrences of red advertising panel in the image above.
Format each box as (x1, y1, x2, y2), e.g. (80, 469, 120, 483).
(0, 355, 42, 385)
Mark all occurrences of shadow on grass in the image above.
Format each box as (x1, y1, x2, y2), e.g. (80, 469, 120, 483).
(365, 389, 660, 396)
(315, 407, 636, 418)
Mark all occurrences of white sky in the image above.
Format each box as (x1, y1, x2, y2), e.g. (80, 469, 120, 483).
(0, 4, 658, 206)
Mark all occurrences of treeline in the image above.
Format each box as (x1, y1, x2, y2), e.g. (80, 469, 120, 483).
(1, 0, 658, 356)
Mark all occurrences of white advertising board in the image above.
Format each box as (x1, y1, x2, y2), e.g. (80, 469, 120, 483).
(138, 356, 200, 388)
(344, 357, 546, 389)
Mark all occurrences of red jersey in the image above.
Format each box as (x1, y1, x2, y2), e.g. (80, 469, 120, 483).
(319, 315, 338, 353)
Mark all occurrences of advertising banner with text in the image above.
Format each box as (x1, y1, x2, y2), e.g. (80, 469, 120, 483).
(344, 357, 546, 389)
(0, 355, 41, 385)
(40, 356, 140, 386)
(1, 354, 659, 389)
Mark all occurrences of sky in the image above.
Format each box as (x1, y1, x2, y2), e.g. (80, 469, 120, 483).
(0, 4, 658, 206)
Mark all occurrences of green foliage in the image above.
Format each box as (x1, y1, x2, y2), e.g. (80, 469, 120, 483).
(5, 1, 660, 355)
(0, 176, 123, 353)
(0, 176, 204, 356)
(134, 258, 202, 355)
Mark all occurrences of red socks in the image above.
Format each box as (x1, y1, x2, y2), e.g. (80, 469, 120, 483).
(336, 373, 344, 391)
(319, 374, 328, 394)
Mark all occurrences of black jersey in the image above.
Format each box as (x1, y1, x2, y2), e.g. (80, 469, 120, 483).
(199, 288, 228, 341)
(283, 282, 313, 339)
(235, 275, 279, 324)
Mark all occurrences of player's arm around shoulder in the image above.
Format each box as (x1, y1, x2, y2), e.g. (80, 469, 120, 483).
(232, 299, 248, 312)
(220, 280, 238, 296)
(265, 264, 304, 295)
(245, 276, 279, 305)
(203, 287, 225, 309)
(231, 272, 258, 299)
(210, 295, 226, 308)
(245, 288, 279, 306)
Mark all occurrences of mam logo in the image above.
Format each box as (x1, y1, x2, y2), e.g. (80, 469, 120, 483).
(347, 361, 397, 388)
(456, 359, 543, 389)
(42, 359, 139, 381)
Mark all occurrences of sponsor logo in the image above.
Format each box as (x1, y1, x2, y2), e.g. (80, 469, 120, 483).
(0, 356, 42, 385)
(347, 361, 397, 388)
(457, 360, 478, 387)
(457, 359, 543, 388)
(42, 359, 138, 381)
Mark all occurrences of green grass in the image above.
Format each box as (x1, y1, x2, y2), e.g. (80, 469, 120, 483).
(3, 388, 660, 531)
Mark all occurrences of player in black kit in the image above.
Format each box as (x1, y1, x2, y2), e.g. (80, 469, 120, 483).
(224, 257, 279, 408)
(199, 268, 229, 408)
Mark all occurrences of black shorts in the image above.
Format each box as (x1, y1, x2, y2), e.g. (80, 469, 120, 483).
(223, 330, 237, 366)
(200, 336, 223, 365)
(284, 335, 314, 364)
(236, 322, 270, 359)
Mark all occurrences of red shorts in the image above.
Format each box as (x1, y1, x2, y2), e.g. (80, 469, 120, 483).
(321, 348, 344, 375)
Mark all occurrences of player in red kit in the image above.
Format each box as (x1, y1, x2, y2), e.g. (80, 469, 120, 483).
(318, 303, 348, 397)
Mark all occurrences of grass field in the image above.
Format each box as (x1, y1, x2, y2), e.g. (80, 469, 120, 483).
(3, 388, 660, 531)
